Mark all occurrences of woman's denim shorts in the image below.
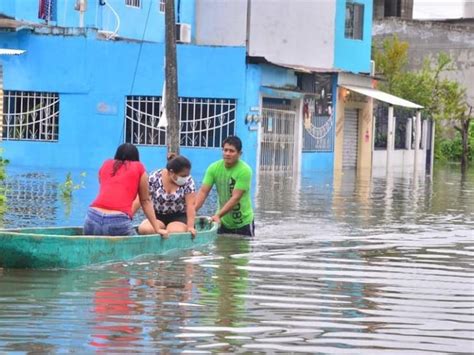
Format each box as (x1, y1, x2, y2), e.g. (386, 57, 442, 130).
(83, 207, 136, 236)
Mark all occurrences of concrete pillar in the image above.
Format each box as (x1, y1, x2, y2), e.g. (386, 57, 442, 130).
(406, 117, 412, 149)
(414, 110, 421, 171)
(429, 120, 435, 176)
(386, 105, 394, 172)
(422, 119, 428, 149)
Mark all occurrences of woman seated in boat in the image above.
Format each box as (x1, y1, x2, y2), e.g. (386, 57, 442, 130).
(134, 153, 197, 237)
(84, 143, 167, 237)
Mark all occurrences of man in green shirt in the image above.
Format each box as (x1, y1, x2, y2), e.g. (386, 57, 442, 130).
(195, 136, 255, 236)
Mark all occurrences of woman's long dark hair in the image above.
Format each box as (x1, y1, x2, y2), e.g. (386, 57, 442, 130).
(112, 143, 140, 176)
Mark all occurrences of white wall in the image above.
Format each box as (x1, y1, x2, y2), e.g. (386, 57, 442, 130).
(413, 0, 466, 19)
(195, 0, 247, 46)
(373, 149, 427, 171)
(248, 0, 335, 68)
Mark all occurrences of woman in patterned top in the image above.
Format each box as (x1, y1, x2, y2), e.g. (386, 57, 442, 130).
(135, 154, 197, 237)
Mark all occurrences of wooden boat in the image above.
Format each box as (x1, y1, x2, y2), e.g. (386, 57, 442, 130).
(0, 217, 218, 269)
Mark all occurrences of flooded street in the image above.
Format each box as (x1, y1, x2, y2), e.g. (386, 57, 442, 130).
(0, 165, 473, 353)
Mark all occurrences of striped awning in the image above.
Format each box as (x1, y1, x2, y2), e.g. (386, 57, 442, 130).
(0, 48, 26, 56)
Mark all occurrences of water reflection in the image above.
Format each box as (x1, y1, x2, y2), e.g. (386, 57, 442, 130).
(0, 165, 473, 353)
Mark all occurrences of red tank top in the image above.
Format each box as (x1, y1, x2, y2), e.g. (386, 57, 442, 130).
(90, 159, 145, 218)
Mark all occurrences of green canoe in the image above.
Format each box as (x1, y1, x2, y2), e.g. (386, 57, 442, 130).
(0, 217, 218, 269)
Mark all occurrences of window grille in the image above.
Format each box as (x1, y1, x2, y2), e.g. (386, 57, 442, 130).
(125, 96, 236, 148)
(159, 0, 165, 13)
(125, 0, 141, 8)
(374, 104, 388, 150)
(394, 108, 414, 150)
(300, 74, 334, 152)
(303, 114, 334, 152)
(2, 91, 59, 142)
(345, 2, 364, 40)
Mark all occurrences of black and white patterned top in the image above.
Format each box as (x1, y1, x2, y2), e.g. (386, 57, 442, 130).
(149, 169, 195, 215)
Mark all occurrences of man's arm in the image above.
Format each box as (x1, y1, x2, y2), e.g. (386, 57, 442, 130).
(194, 184, 212, 212)
(212, 188, 244, 223)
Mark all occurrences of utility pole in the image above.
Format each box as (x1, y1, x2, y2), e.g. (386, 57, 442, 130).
(165, 0, 180, 155)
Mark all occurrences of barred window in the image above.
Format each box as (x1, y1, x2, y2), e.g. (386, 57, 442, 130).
(125, 96, 236, 148)
(159, 0, 165, 13)
(125, 0, 141, 8)
(2, 91, 59, 142)
(374, 104, 388, 150)
(345, 2, 364, 40)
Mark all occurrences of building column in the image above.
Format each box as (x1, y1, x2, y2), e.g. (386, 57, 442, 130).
(414, 110, 421, 171)
(406, 117, 412, 149)
(386, 105, 394, 172)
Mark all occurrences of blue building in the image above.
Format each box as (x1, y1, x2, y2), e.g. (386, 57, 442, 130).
(0, 0, 376, 176)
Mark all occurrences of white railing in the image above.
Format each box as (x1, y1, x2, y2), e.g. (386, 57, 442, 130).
(2, 91, 59, 142)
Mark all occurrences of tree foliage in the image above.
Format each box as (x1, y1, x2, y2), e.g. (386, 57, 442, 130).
(373, 36, 472, 168)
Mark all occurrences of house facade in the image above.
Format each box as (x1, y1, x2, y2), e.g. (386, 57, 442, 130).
(1, 0, 377, 176)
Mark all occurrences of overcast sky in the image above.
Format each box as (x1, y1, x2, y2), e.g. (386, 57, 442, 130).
(413, 0, 473, 19)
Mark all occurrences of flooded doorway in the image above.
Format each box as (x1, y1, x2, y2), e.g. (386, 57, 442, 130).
(342, 108, 359, 169)
(259, 98, 299, 173)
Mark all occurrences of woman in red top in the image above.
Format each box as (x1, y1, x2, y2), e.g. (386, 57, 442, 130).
(84, 143, 167, 237)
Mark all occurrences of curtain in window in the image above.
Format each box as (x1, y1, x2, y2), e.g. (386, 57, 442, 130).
(38, 0, 57, 22)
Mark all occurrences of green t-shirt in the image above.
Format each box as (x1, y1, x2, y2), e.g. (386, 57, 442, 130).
(202, 159, 254, 229)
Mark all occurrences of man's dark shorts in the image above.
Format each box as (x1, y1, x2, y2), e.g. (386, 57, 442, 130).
(218, 220, 255, 237)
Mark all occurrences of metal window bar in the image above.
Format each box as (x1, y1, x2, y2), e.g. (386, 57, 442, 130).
(125, 96, 236, 148)
(125, 0, 141, 8)
(260, 107, 296, 172)
(374, 104, 388, 150)
(394, 107, 415, 150)
(303, 115, 334, 152)
(159, 0, 165, 13)
(3, 91, 59, 142)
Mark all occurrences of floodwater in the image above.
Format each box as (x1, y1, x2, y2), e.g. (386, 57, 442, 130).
(0, 165, 472, 353)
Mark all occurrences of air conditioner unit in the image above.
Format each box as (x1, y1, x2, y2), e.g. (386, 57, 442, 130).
(176, 23, 191, 43)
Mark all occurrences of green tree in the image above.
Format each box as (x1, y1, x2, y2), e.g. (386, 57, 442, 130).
(373, 36, 472, 170)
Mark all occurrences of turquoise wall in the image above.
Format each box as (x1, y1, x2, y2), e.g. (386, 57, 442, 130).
(334, 0, 373, 73)
(0, 0, 197, 44)
(0, 32, 248, 175)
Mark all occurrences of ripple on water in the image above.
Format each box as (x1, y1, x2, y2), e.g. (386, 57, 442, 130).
(0, 166, 473, 352)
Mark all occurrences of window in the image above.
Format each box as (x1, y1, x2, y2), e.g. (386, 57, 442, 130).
(2, 91, 59, 142)
(159, 0, 165, 13)
(299, 74, 334, 152)
(345, 2, 364, 40)
(125, 0, 141, 8)
(125, 96, 236, 148)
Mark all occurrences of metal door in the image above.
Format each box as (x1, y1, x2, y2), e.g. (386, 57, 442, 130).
(342, 108, 359, 169)
(260, 108, 297, 172)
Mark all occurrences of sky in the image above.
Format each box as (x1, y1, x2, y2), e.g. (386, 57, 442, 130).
(413, 0, 474, 19)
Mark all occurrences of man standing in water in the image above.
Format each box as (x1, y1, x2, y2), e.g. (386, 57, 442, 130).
(195, 136, 255, 236)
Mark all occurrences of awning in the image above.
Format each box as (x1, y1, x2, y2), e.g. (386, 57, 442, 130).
(341, 84, 423, 109)
(0, 48, 26, 56)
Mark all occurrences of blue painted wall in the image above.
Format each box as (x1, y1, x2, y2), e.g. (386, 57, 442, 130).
(260, 64, 297, 88)
(0, 32, 248, 175)
(0, 0, 199, 44)
(333, 0, 372, 73)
